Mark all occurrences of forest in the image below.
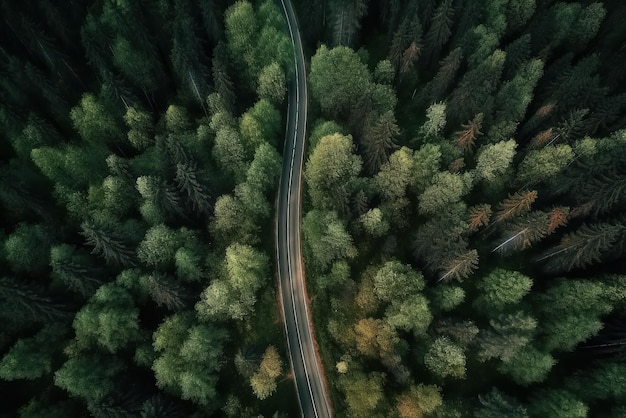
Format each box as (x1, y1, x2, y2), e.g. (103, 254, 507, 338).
(1, 0, 626, 417)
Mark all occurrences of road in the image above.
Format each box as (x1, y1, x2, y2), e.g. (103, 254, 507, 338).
(276, 0, 333, 417)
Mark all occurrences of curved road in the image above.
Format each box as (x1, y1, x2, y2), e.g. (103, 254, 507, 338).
(276, 1, 333, 417)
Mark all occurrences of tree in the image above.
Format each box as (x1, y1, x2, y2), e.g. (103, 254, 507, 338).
(359, 208, 389, 238)
(424, 337, 466, 379)
(454, 113, 484, 153)
(4, 223, 52, 274)
(396, 384, 443, 418)
(212, 126, 247, 182)
(475, 140, 516, 185)
(250, 345, 282, 400)
(426, 47, 463, 102)
(73, 283, 139, 353)
(448, 49, 506, 126)
(473, 269, 533, 313)
(475, 389, 528, 418)
(303, 210, 357, 272)
(339, 371, 385, 417)
(539, 222, 624, 272)
(440, 249, 479, 282)
(124, 107, 154, 150)
(517, 145, 574, 186)
(429, 285, 466, 313)
(81, 219, 137, 267)
(499, 345, 555, 385)
(385, 294, 432, 335)
(361, 111, 399, 174)
(494, 190, 537, 223)
(152, 313, 227, 406)
(374, 147, 414, 201)
(373, 260, 425, 302)
(478, 310, 536, 359)
(137, 224, 182, 269)
(468, 204, 492, 232)
(70, 93, 123, 145)
(423, 0, 455, 66)
(529, 389, 588, 418)
(0, 323, 67, 380)
(258, 63, 286, 105)
(304, 133, 362, 211)
(50, 244, 103, 297)
(55, 354, 124, 402)
(418, 171, 471, 215)
(310, 45, 373, 116)
(196, 244, 268, 320)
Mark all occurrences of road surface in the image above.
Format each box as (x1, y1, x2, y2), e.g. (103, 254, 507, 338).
(276, 1, 333, 417)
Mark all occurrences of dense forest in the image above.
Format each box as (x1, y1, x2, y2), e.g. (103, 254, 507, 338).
(295, 0, 626, 417)
(1, 0, 626, 417)
(0, 0, 297, 416)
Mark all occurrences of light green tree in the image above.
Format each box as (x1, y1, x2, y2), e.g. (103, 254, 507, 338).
(424, 337, 466, 379)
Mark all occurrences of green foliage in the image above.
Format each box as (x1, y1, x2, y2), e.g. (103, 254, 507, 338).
(54, 354, 124, 402)
(70, 94, 123, 144)
(475, 140, 516, 185)
(0, 324, 67, 380)
(4, 224, 52, 274)
(196, 244, 269, 321)
(310, 45, 373, 116)
(418, 171, 471, 215)
(475, 389, 528, 418)
(473, 269, 533, 313)
(529, 390, 588, 418)
(424, 337, 466, 379)
(152, 313, 227, 406)
(499, 345, 555, 385)
(73, 283, 139, 353)
(137, 224, 182, 269)
(258, 63, 286, 105)
(302, 210, 357, 272)
(305, 133, 362, 211)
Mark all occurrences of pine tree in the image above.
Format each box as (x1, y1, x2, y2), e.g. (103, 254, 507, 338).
(50, 244, 103, 297)
(448, 49, 506, 127)
(468, 204, 492, 232)
(81, 220, 136, 267)
(454, 113, 484, 153)
(439, 249, 479, 282)
(475, 389, 528, 418)
(538, 222, 624, 272)
(494, 190, 537, 223)
(426, 47, 463, 103)
(423, 0, 455, 68)
(0, 277, 69, 324)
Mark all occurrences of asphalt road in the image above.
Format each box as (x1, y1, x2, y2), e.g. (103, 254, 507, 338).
(276, 1, 333, 417)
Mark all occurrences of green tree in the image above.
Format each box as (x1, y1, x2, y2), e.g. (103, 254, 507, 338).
(475, 389, 528, 418)
(73, 283, 139, 353)
(473, 269, 533, 313)
(499, 345, 555, 385)
(448, 49, 506, 126)
(374, 147, 414, 201)
(152, 313, 227, 406)
(196, 244, 269, 320)
(339, 371, 385, 418)
(0, 324, 67, 380)
(418, 172, 472, 215)
(396, 384, 443, 418)
(517, 145, 574, 186)
(310, 45, 373, 116)
(476, 311, 537, 363)
(529, 389, 588, 418)
(474, 140, 516, 186)
(55, 354, 124, 402)
(70, 93, 123, 145)
(258, 62, 286, 105)
(250, 345, 283, 400)
(358, 208, 390, 238)
(424, 337, 466, 379)
(305, 133, 362, 211)
(4, 223, 52, 274)
(50, 244, 103, 297)
(302, 210, 357, 272)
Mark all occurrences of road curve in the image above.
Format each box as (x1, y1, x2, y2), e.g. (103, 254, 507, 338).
(276, 1, 333, 417)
